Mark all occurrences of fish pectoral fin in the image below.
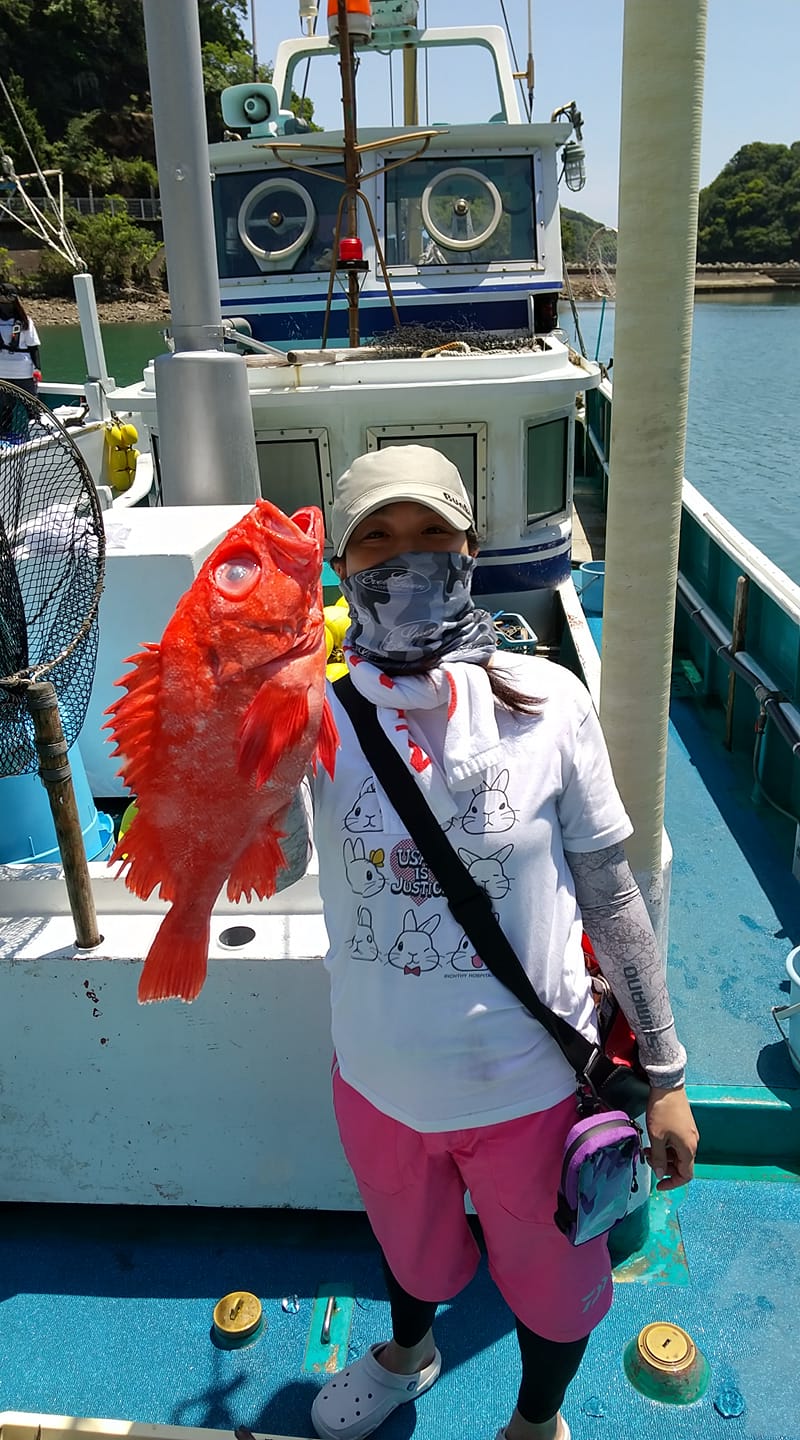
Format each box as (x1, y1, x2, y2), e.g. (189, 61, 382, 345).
(226, 824, 288, 903)
(312, 695, 339, 780)
(238, 681, 310, 788)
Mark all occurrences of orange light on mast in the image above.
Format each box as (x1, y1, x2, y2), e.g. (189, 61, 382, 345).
(327, 0, 373, 43)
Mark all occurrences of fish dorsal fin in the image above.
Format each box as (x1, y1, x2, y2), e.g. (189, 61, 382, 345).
(103, 642, 163, 794)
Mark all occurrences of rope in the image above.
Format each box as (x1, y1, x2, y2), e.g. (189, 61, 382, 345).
(561, 262, 587, 358)
(498, 0, 532, 120)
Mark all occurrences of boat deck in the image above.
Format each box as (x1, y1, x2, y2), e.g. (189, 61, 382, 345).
(0, 1174, 798, 1440)
(1, 557, 798, 1440)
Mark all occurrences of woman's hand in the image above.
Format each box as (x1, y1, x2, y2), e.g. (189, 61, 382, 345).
(644, 1087, 699, 1191)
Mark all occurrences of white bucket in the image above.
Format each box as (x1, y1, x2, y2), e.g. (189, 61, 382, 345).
(776, 946, 800, 1075)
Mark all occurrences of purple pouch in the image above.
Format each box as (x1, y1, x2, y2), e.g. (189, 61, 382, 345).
(554, 1110, 643, 1246)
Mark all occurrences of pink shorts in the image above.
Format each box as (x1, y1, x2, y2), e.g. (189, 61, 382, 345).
(332, 1068, 613, 1342)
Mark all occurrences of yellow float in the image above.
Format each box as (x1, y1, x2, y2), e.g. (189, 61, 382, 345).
(103, 418, 140, 493)
(324, 598, 350, 681)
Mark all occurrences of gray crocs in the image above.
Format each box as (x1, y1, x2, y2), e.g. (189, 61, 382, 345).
(311, 1341, 442, 1440)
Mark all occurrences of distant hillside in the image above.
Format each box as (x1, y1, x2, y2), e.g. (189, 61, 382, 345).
(561, 208, 617, 266)
(697, 142, 800, 263)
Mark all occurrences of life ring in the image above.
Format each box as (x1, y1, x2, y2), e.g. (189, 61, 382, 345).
(421, 167, 503, 252)
(237, 177, 316, 264)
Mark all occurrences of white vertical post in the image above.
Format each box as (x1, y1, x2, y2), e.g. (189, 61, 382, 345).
(599, 2, 708, 941)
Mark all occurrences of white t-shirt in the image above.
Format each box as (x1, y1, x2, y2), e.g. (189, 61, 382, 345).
(312, 654, 633, 1131)
(0, 318, 39, 379)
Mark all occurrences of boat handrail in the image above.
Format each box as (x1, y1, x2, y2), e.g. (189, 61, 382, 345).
(273, 25, 522, 124)
(591, 378, 800, 627)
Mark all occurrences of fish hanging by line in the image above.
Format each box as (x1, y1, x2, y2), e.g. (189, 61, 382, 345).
(104, 500, 338, 1004)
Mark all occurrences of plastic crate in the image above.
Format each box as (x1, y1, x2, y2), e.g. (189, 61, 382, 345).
(493, 611, 538, 655)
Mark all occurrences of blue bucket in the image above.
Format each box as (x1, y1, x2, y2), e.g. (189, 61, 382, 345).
(579, 560, 606, 614)
(0, 744, 114, 865)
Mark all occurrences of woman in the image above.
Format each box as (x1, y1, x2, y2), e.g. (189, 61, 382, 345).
(0, 283, 42, 435)
(304, 444, 697, 1440)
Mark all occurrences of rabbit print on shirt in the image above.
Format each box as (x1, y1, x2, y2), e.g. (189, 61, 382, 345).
(388, 911, 441, 976)
(344, 776, 383, 832)
(350, 906, 379, 961)
(448, 769, 517, 835)
(343, 837, 386, 896)
(458, 843, 513, 899)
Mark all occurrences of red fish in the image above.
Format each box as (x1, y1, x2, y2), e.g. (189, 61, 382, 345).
(104, 500, 338, 1004)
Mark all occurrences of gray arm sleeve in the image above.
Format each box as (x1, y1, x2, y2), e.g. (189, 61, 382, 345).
(274, 782, 313, 893)
(565, 842, 687, 1090)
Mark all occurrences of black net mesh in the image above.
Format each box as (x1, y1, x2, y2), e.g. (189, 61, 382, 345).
(370, 324, 549, 357)
(0, 382, 105, 776)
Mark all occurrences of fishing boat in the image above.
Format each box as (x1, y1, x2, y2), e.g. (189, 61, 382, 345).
(0, 3, 798, 1438)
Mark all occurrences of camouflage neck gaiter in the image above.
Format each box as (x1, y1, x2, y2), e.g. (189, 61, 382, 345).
(340, 550, 497, 674)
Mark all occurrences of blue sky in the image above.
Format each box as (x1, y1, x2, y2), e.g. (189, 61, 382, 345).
(256, 0, 800, 227)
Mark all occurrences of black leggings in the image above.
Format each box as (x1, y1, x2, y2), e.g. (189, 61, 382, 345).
(381, 1255, 590, 1425)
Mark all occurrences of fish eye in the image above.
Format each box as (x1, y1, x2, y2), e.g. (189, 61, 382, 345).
(214, 551, 261, 599)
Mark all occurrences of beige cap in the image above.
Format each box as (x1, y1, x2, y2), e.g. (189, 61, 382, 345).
(330, 445, 474, 555)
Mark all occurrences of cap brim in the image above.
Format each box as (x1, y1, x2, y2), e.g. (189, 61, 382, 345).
(334, 493, 472, 556)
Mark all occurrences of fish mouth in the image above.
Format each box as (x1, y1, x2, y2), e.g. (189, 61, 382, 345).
(254, 500, 324, 570)
(240, 616, 324, 676)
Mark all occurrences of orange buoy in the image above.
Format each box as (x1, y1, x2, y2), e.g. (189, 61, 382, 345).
(328, 0, 372, 43)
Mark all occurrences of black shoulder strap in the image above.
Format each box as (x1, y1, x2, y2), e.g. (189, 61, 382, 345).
(333, 672, 615, 1087)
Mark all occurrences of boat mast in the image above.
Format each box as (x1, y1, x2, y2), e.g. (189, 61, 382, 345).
(336, 0, 363, 346)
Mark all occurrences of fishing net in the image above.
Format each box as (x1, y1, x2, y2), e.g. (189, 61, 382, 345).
(585, 226, 617, 300)
(0, 381, 105, 777)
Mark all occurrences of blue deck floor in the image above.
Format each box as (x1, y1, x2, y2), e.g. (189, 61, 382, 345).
(665, 693, 800, 1096)
(0, 1181, 798, 1440)
(584, 613, 800, 1167)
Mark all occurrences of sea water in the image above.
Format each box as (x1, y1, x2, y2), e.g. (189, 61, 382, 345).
(564, 291, 800, 585)
(37, 294, 800, 584)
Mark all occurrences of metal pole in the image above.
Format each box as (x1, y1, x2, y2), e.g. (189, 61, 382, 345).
(600, 1, 708, 935)
(26, 682, 101, 950)
(142, 0, 259, 505)
(337, 0, 361, 347)
(251, 0, 258, 81)
(142, 0, 223, 353)
(402, 47, 418, 126)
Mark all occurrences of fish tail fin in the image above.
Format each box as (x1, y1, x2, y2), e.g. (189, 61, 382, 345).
(138, 904, 211, 1004)
(312, 695, 339, 779)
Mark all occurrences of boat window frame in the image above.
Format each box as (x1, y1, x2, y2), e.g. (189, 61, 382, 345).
(523, 408, 573, 531)
(213, 163, 347, 279)
(253, 425, 334, 531)
(377, 148, 545, 275)
(365, 421, 488, 538)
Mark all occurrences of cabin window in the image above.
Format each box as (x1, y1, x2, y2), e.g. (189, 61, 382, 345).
(366, 423, 487, 534)
(214, 167, 345, 277)
(385, 156, 536, 267)
(526, 416, 569, 524)
(254, 430, 332, 520)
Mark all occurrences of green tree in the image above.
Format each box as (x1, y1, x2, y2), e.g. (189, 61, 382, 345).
(697, 141, 800, 262)
(35, 206, 160, 295)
